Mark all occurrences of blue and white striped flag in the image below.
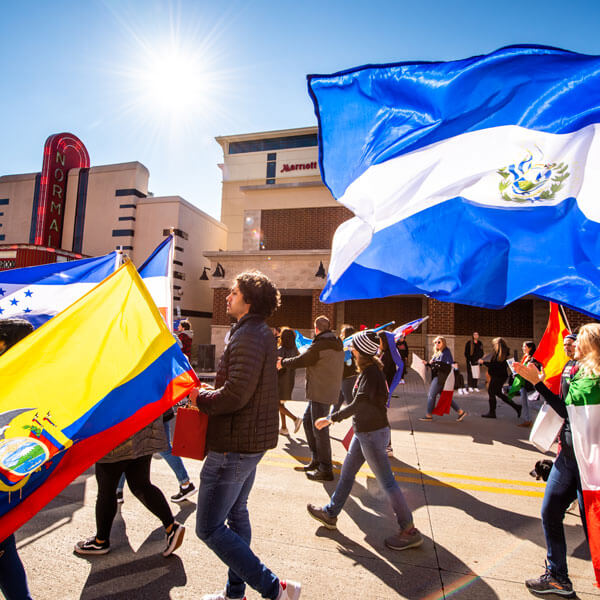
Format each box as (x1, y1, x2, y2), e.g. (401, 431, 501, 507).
(308, 45, 600, 317)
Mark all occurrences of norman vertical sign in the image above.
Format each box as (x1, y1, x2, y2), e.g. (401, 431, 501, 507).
(34, 133, 90, 248)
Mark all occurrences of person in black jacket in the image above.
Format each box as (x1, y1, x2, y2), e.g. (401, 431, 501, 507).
(277, 327, 302, 435)
(191, 271, 301, 600)
(479, 337, 521, 419)
(305, 330, 423, 551)
(278, 315, 344, 482)
(464, 332, 484, 391)
(515, 332, 585, 598)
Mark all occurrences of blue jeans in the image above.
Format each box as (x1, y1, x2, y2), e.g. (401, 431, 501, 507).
(426, 376, 460, 415)
(519, 387, 531, 422)
(0, 534, 32, 600)
(542, 450, 587, 579)
(196, 451, 279, 599)
(325, 427, 413, 530)
(116, 419, 189, 492)
(303, 402, 332, 472)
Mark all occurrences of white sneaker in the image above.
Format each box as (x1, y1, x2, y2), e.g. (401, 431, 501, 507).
(468, 388, 475, 393)
(202, 592, 246, 600)
(457, 389, 463, 395)
(277, 580, 301, 600)
(463, 388, 469, 394)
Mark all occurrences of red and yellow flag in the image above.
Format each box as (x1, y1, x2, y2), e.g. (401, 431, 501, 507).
(534, 302, 569, 394)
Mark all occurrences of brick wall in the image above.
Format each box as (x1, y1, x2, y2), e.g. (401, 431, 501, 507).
(212, 288, 230, 326)
(261, 206, 353, 250)
(428, 299, 455, 334)
(343, 297, 423, 330)
(268, 294, 313, 329)
(564, 306, 599, 331)
(454, 299, 533, 338)
(311, 289, 336, 329)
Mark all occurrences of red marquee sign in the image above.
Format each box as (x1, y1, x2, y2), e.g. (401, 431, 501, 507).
(34, 133, 90, 248)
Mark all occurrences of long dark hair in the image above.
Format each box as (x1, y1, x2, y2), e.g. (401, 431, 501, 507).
(523, 340, 536, 356)
(279, 327, 297, 351)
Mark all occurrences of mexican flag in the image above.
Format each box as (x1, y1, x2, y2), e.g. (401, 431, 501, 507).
(566, 373, 600, 587)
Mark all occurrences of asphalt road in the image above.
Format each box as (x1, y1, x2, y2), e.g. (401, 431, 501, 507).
(16, 372, 597, 599)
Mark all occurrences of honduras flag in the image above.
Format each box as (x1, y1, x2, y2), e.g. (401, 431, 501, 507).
(0, 253, 120, 328)
(308, 45, 600, 318)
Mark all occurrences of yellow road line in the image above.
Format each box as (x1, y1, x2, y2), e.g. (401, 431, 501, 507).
(263, 453, 545, 498)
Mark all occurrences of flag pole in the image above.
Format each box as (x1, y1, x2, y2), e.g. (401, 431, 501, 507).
(557, 303, 572, 333)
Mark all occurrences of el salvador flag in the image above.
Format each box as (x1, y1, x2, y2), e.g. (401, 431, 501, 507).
(308, 45, 600, 318)
(0, 253, 120, 328)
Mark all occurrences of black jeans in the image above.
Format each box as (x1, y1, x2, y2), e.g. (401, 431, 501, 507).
(95, 455, 174, 541)
(487, 376, 520, 415)
(303, 401, 332, 473)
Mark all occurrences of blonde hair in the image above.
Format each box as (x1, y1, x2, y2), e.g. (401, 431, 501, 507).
(575, 323, 600, 376)
(432, 336, 447, 359)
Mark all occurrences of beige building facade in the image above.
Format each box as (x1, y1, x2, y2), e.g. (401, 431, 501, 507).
(0, 157, 227, 344)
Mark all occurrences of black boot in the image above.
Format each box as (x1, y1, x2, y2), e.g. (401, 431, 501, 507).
(481, 412, 496, 418)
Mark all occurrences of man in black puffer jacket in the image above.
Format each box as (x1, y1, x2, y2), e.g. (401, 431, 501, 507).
(191, 271, 302, 600)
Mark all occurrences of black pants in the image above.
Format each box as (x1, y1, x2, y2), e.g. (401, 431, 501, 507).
(95, 455, 174, 541)
(487, 376, 520, 415)
(303, 402, 332, 473)
(466, 362, 478, 388)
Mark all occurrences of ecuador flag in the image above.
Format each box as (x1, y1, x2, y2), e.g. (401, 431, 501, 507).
(0, 261, 197, 541)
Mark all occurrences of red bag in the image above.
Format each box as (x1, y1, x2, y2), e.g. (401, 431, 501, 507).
(172, 406, 208, 461)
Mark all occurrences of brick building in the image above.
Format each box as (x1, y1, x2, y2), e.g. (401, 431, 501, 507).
(205, 126, 591, 366)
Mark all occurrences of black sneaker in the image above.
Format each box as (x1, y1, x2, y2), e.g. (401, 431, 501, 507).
(74, 537, 110, 555)
(296, 461, 319, 472)
(163, 522, 185, 557)
(306, 469, 334, 482)
(525, 565, 574, 597)
(171, 482, 197, 503)
(307, 503, 337, 530)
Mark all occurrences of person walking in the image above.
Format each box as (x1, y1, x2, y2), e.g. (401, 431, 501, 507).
(278, 315, 344, 482)
(190, 271, 301, 600)
(479, 337, 521, 419)
(74, 418, 185, 557)
(464, 332, 484, 391)
(277, 327, 302, 435)
(395, 334, 409, 384)
(515, 340, 544, 428)
(420, 337, 466, 422)
(515, 331, 586, 598)
(306, 330, 423, 551)
(333, 325, 357, 412)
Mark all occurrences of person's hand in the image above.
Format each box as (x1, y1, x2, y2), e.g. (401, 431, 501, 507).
(189, 387, 200, 408)
(315, 417, 332, 430)
(422, 359, 427, 365)
(276, 357, 283, 370)
(514, 362, 543, 384)
(478, 359, 484, 365)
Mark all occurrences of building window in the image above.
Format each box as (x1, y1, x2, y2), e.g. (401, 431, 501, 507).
(174, 271, 186, 280)
(175, 245, 184, 252)
(112, 229, 134, 237)
(0, 199, 8, 205)
(118, 216, 136, 221)
(0, 235, 5, 241)
(266, 152, 276, 184)
(117, 245, 134, 250)
(174, 260, 183, 266)
(0, 212, 4, 216)
(115, 188, 146, 198)
(229, 134, 318, 154)
(163, 228, 188, 240)
(119, 203, 137, 209)
(173, 296, 181, 301)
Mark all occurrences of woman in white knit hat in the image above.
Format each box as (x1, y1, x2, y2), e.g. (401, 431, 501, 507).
(305, 329, 423, 551)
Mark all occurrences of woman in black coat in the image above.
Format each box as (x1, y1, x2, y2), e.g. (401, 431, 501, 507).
(464, 332, 483, 391)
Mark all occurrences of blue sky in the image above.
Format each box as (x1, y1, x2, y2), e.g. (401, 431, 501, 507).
(1, 0, 599, 220)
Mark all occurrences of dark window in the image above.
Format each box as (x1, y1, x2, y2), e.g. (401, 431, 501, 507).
(118, 216, 136, 221)
(229, 134, 318, 154)
(115, 188, 146, 198)
(112, 229, 134, 237)
(0, 212, 4, 216)
(266, 178, 275, 185)
(266, 162, 276, 178)
(174, 284, 182, 290)
(0, 235, 5, 241)
(119, 203, 137, 209)
(181, 309, 212, 318)
(174, 271, 186, 280)
(72, 168, 89, 254)
(174, 260, 183, 266)
(117, 245, 134, 250)
(267, 153, 276, 161)
(175, 246, 184, 252)
(0, 199, 8, 205)
(173, 296, 181, 301)
(29, 174, 41, 244)
(163, 228, 188, 240)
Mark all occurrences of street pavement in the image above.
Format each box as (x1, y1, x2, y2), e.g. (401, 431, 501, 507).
(16, 371, 597, 600)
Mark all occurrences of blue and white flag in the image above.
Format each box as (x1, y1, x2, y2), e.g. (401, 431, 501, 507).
(0, 253, 120, 328)
(308, 45, 600, 317)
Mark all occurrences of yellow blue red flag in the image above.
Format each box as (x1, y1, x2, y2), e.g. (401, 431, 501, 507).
(0, 261, 197, 540)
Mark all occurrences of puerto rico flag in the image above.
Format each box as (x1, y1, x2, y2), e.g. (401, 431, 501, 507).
(308, 45, 600, 317)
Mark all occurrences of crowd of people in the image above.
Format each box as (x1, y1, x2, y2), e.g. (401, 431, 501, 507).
(0, 270, 593, 599)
